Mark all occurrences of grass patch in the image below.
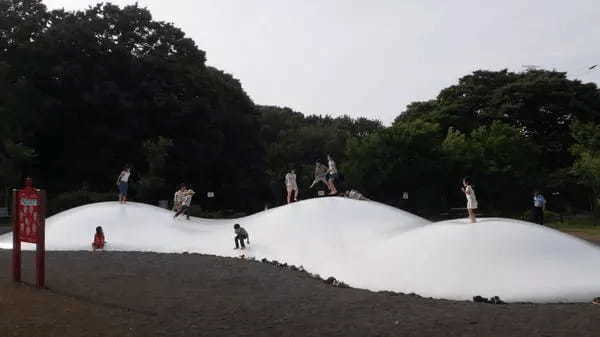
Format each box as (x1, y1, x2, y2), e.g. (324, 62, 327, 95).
(547, 215, 600, 240)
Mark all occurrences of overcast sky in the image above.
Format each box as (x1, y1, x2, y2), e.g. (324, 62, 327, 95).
(43, 0, 600, 124)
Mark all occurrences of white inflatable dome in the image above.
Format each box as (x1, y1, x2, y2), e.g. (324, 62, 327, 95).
(1, 198, 599, 303)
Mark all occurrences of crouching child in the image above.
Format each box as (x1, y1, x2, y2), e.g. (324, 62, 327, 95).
(233, 224, 250, 249)
(92, 226, 106, 252)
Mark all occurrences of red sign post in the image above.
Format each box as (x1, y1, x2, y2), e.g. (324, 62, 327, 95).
(12, 178, 46, 288)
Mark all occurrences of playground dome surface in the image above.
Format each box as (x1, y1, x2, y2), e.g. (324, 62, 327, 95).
(2, 198, 600, 303)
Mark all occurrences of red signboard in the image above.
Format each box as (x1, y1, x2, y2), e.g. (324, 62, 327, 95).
(17, 186, 41, 243)
(12, 178, 46, 288)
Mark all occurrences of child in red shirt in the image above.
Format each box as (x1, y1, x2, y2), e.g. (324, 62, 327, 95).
(92, 226, 105, 252)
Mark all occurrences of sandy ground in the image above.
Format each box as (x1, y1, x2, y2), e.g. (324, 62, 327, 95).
(1, 250, 600, 337)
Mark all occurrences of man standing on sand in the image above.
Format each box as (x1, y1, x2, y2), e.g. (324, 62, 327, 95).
(285, 169, 299, 204)
(532, 190, 546, 225)
(173, 184, 195, 220)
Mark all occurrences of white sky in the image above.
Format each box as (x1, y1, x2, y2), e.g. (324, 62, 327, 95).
(42, 1, 600, 124)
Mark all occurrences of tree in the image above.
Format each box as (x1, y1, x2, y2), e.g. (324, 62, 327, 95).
(1, 1, 267, 212)
(257, 105, 383, 204)
(344, 118, 444, 212)
(137, 137, 173, 202)
(0, 139, 36, 188)
(570, 121, 600, 215)
(397, 70, 600, 173)
(442, 121, 540, 211)
(394, 69, 600, 213)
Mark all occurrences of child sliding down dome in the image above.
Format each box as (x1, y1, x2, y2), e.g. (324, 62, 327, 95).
(173, 184, 195, 220)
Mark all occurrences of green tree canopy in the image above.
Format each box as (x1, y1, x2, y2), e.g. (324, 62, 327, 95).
(570, 121, 600, 214)
(257, 105, 383, 203)
(1, 0, 266, 212)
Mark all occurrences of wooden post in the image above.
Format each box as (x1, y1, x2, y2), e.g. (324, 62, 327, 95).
(36, 190, 46, 288)
(12, 189, 20, 282)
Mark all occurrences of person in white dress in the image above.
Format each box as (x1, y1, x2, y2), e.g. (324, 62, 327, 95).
(326, 155, 338, 195)
(461, 177, 477, 223)
(284, 169, 298, 204)
(116, 165, 131, 204)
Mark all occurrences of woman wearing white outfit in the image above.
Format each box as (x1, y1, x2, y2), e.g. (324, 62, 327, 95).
(461, 177, 477, 223)
(285, 169, 298, 204)
(326, 155, 338, 195)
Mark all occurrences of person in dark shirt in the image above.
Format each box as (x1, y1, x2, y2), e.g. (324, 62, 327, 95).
(532, 190, 546, 225)
(233, 224, 250, 249)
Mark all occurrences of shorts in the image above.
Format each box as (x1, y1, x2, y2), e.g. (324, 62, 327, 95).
(328, 173, 338, 182)
(118, 181, 128, 195)
(286, 184, 298, 192)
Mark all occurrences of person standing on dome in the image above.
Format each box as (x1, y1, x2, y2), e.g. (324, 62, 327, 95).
(284, 169, 299, 203)
(309, 161, 329, 190)
(116, 165, 132, 204)
(326, 154, 338, 195)
(461, 177, 477, 223)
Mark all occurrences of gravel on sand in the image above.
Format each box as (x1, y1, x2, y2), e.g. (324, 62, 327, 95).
(1, 250, 599, 337)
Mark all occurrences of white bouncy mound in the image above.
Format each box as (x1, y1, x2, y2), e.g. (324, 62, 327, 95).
(1, 198, 600, 303)
(362, 218, 600, 302)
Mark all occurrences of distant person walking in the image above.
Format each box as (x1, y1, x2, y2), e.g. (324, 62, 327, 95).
(326, 154, 338, 195)
(309, 161, 329, 190)
(532, 190, 546, 225)
(285, 169, 299, 204)
(116, 165, 131, 204)
(461, 177, 477, 223)
(173, 184, 195, 220)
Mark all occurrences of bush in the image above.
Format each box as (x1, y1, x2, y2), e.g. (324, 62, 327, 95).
(521, 208, 562, 223)
(49, 190, 115, 215)
(547, 214, 599, 227)
(136, 175, 168, 204)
